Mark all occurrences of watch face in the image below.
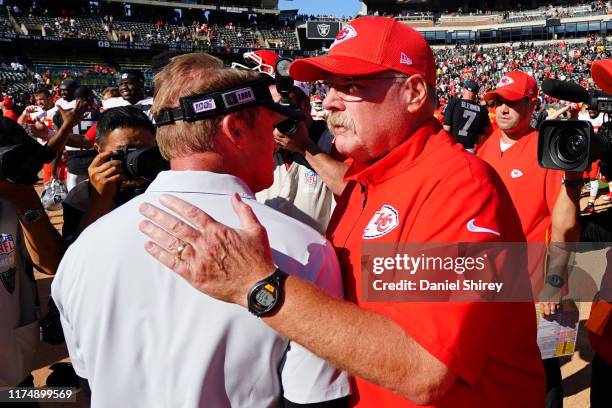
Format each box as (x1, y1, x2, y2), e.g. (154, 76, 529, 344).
(256, 289, 275, 307)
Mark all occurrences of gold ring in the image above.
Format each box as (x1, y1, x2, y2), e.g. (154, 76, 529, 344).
(176, 242, 188, 260)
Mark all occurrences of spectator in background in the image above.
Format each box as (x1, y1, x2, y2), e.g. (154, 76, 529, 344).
(442, 79, 490, 151)
(117, 70, 146, 106)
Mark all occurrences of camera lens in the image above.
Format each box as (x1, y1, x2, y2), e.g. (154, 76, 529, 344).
(554, 129, 587, 165)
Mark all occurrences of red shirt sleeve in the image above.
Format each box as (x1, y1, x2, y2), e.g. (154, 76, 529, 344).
(85, 124, 97, 143)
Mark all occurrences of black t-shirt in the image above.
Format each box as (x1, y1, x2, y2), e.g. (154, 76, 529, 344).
(443, 98, 491, 149)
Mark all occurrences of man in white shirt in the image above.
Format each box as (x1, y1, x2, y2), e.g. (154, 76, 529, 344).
(53, 53, 350, 407)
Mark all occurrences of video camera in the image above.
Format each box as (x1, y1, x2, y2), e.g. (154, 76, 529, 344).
(0, 117, 52, 185)
(538, 79, 612, 177)
(110, 146, 169, 182)
(274, 57, 302, 135)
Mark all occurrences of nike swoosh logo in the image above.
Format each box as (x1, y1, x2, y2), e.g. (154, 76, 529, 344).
(467, 219, 501, 236)
(511, 169, 524, 178)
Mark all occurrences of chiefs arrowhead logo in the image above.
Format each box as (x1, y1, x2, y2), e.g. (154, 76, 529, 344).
(363, 205, 399, 239)
(497, 76, 514, 88)
(329, 24, 357, 50)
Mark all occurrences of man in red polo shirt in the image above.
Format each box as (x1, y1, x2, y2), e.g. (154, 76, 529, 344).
(137, 18, 545, 407)
(476, 70, 575, 408)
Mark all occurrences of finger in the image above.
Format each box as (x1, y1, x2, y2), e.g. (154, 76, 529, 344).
(143, 241, 192, 279)
(100, 167, 123, 180)
(91, 160, 116, 174)
(231, 193, 263, 232)
(139, 201, 200, 243)
(139, 219, 188, 252)
(90, 151, 114, 168)
(158, 194, 219, 230)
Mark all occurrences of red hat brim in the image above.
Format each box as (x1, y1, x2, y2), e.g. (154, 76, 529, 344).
(484, 88, 532, 103)
(289, 55, 393, 82)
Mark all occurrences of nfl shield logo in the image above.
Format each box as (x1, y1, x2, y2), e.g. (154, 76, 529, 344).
(305, 170, 318, 185)
(317, 24, 331, 37)
(0, 234, 16, 255)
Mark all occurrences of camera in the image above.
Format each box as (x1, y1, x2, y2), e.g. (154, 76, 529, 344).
(110, 145, 169, 182)
(0, 117, 51, 184)
(538, 79, 612, 175)
(0, 144, 46, 184)
(274, 57, 301, 135)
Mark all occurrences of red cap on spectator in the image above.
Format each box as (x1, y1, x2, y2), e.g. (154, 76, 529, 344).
(591, 59, 612, 94)
(484, 71, 538, 103)
(2, 96, 13, 108)
(289, 17, 436, 87)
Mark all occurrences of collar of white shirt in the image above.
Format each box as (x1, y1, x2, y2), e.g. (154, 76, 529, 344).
(147, 170, 255, 199)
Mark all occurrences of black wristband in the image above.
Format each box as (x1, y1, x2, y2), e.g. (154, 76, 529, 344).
(562, 177, 583, 186)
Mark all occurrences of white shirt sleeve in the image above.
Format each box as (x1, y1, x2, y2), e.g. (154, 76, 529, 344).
(279, 239, 351, 404)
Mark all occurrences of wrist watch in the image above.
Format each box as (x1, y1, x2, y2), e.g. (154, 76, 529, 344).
(18, 209, 44, 224)
(247, 268, 287, 317)
(545, 274, 565, 289)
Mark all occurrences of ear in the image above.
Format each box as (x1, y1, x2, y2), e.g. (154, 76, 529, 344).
(94, 143, 102, 153)
(219, 113, 246, 149)
(401, 75, 429, 114)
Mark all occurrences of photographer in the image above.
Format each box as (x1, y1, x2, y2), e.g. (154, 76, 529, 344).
(62, 106, 156, 246)
(543, 58, 612, 407)
(0, 117, 63, 392)
(257, 83, 348, 233)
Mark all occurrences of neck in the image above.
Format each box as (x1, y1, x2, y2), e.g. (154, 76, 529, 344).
(500, 123, 532, 145)
(171, 152, 228, 173)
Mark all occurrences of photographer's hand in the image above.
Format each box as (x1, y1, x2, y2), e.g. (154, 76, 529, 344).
(273, 122, 314, 155)
(76, 151, 124, 236)
(275, 123, 348, 196)
(88, 151, 123, 200)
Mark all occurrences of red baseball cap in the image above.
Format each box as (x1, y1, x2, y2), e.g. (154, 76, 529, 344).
(483, 71, 538, 103)
(591, 59, 612, 94)
(289, 17, 436, 87)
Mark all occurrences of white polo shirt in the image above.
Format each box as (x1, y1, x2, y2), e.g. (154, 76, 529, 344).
(52, 171, 350, 407)
(256, 129, 336, 234)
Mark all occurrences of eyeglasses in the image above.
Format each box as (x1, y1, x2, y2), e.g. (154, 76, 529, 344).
(321, 75, 409, 102)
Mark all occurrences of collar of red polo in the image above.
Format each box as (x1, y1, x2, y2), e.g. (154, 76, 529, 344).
(344, 118, 442, 185)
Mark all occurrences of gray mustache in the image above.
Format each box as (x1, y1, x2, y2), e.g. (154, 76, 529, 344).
(327, 112, 356, 132)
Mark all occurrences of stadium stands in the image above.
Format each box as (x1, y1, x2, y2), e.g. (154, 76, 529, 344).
(260, 26, 299, 49)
